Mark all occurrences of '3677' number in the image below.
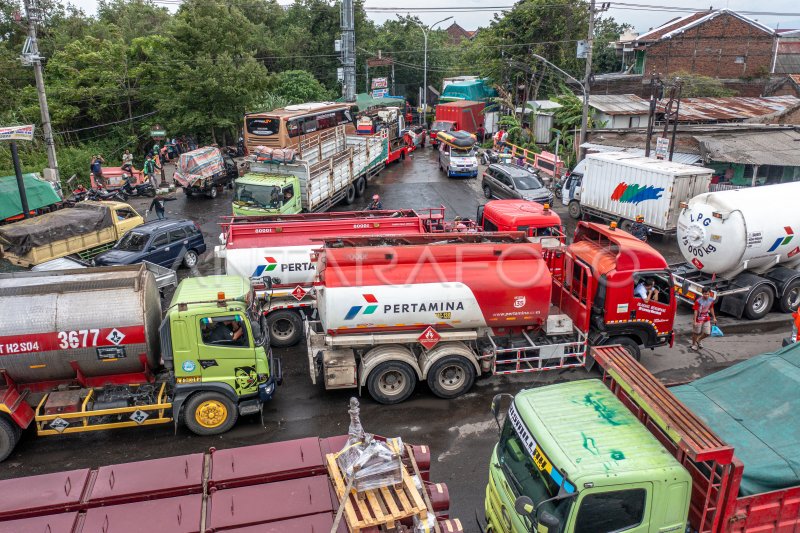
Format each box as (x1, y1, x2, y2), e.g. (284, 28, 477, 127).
(57, 329, 100, 349)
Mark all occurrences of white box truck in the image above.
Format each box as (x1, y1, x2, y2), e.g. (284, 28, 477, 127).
(568, 152, 713, 235)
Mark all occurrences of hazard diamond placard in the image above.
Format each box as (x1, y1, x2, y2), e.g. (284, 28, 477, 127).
(291, 285, 308, 301)
(418, 326, 441, 350)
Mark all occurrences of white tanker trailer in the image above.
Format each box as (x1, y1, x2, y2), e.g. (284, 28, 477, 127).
(672, 181, 800, 319)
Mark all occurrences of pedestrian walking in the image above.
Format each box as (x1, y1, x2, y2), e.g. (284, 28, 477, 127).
(146, 194, 176, 220)
(690, 287, 717, 351)
(143, 154, 161, 189)
(90, 155, 106, 188)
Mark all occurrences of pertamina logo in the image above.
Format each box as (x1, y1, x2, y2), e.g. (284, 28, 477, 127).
(610, 182, 664, 204)
(345, 294, 379, 320)
(768, 226, 794, 253)
(252, 256, 278, 277)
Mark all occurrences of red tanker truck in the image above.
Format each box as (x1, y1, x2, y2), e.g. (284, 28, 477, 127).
(306, 222, 676, 403)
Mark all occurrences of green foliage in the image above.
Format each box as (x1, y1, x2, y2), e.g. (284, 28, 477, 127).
(592, 18, 633, 74)
(267, 70, 333, 104)
(673, 72, 737, 97)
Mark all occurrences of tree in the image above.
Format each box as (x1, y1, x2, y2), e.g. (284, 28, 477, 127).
(673, 72, 737, 97)
(592, 17, 632, 74)
(268, 70, 333, 104)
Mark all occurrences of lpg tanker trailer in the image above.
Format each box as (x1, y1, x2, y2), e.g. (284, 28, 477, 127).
(306, 222, 677, 404)
(672, 181, 800, 319)
(0, 265, 280, 462)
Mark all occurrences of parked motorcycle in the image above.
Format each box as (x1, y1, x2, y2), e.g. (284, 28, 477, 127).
(550, 174, 566, 199)
(87, 187, 127, 202)
(120, 174, 156, 199)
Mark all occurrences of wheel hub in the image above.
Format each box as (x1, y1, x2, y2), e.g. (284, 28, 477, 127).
(196, 400, 227, 428)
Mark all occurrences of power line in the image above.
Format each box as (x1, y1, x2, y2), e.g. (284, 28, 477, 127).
(54, 110, 157, 134)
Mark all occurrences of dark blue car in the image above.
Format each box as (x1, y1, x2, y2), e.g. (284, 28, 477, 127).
(94, 219, 206, 269)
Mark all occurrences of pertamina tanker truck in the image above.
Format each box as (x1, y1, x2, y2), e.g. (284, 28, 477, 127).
(0, 265, 280, 461)
(672, 181, 800, 319)
(306, 222, 677, 404)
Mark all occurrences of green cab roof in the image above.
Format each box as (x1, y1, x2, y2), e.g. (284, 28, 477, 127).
(236, 173, 295, 186)
(170, 275, 249, 309)
(514, 379, 683, 484)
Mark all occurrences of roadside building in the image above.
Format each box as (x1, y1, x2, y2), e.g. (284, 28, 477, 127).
(588, 94, 650, 128)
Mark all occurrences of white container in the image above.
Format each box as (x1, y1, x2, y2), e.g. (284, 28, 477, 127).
(677, 181, 800, 278)
(579, 152, 713, 233)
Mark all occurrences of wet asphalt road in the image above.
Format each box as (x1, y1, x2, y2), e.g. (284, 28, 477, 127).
(0, 148, 792, 529)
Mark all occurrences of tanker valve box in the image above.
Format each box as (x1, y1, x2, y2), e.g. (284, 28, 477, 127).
(323, 348, 358, 389)
(44, 390, 84, 415)
(546, 314, 573, 335)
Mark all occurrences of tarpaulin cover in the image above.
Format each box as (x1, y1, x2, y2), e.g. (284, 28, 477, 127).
(173, 146, 224, 187)
(0, 173, 60, 220)
(0, 202, 112, 256)
(672, 342, 800, 496)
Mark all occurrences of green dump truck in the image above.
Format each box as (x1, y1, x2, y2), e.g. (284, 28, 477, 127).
(483, 344, 800, 533)
(0, 266, 280, 461)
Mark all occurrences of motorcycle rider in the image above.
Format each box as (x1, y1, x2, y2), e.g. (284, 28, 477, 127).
(629, 215, 650, 241)
(367, 194, 383, 210)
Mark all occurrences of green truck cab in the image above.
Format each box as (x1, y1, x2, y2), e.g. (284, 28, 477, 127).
(232, 174, 301, 216)
(167, 275, 280, 434)
(485, 380, 690, 533)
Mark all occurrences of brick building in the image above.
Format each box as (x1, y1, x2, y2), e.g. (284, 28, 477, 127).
(632, 10, 777, 80)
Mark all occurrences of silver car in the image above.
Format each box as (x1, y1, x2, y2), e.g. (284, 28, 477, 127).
(482, 164, 553, 204)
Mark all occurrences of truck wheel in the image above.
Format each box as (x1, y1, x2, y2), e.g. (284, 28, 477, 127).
(184, 187, 193, 197)
(344, 184, 356, 205)
(267, 310, 303, 347)
(604, 336, 641, 361)
(744, 285, 774, 320)
(367, 361, 416, 405)
(0, 417, 20, 462)
(427, 356, 476, 399)
(183, 250, 198, 268)
(483, 185, 492, 199)
(568, 201, 582, 219)
(619, 219, 634, 233)
(355, 177, 366, 197)
(184, 392, 238, 436)
(778, 279, 800, 313)
(207, 186, 218, 199)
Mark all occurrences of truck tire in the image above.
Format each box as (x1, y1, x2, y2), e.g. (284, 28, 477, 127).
(604, 336, 641, 361)
(355, 177, 366, 197)
(744, 285, 774, 320)
(0, 416, 19, 462)
(619, 219, 634, 233)
(267, 310, 303, 347)
(426, 356, 476, 399)
(207, 186, 218, 199)
(344, 184, 356, 205)
(184, 187, 193, 197)
(568, 201, 582, 220)
(367, 361, 416, 405)
(184, 391, 238, 436)
(778, 279, 800, 313)
(183, 250, 199, 268)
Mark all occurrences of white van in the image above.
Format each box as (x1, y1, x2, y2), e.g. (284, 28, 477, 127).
(437, 131, 479, 178)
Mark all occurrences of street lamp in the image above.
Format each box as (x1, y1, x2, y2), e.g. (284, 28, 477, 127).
(418, 16, 453, 125)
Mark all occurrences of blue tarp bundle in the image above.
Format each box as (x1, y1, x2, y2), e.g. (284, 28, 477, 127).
(672, 342, 800, 496)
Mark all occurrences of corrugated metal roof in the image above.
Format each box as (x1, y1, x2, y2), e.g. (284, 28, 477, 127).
(775, 54, 800, 74)
(696, 129, 800, 165)
(663, 96, 800, 122)
(588, 94, 650, 115)
(581, 142, 702, 165)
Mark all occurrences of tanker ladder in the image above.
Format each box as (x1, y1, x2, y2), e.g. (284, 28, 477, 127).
(485, 329, 588, 375)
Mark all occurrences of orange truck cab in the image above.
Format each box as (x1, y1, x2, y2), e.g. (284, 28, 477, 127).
(477, 199, 566, 247)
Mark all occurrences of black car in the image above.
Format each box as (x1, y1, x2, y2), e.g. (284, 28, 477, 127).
(94, 219, 206, 269)
(482, 163, 554, 205)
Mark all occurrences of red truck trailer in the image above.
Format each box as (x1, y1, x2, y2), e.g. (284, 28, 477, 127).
(0, 434, 463, 533)
(306, 221, 676, 403)
(430, 100, 485, 147)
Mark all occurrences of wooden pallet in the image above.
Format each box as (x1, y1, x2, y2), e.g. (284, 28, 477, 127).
(326, 453, 428, 532)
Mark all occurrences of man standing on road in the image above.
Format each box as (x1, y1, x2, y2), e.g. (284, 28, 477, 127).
(690, 287, 717, 351)
(143, 154, 160, 189)
(146, 194, 175, 220)
(367, 194, 383, 210)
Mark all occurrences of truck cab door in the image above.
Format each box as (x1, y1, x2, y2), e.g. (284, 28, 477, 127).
(280, 183, 298, 215)
(113, 206, 143, 235)
(564, 484, 653, 533)
(193, 314, 259, 398)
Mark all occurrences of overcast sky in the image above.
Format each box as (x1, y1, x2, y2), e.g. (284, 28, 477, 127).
(69, 0, 800, 34)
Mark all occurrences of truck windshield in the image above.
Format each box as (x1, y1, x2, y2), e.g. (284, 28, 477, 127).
(234, 183, 281, 209)
(115, 231, 148, 251)
(432, 121, 454, 132)
(498, 419, 573, 529)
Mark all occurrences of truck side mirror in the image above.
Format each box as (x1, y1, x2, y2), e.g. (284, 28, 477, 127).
(514, 496, 535, 518)
(536, 510, 561, 532)
(490, 393, 513, 433)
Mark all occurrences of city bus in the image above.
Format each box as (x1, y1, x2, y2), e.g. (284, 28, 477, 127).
(243, 102, 356, 152)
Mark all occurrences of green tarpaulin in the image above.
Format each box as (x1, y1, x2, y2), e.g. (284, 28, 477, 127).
(338, 93, 406, 112)
(0, 173, 60, 221)
(440, 81, 497, 103)
(672, 342, 800, 496)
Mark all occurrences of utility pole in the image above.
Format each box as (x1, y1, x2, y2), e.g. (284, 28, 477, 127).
(340, 0, 356, 102)
(644, 72, 662, 158)
(21, 0, 59, 183)
(419, 16, 452, 126)
(578, 2, 609, 161)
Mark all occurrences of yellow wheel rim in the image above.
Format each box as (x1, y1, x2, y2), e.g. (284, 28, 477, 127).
(195, 399, 228, 428)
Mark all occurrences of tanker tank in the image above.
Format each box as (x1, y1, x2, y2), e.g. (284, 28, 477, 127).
(0, 265, 162, 383)
(316, 241, 552, 333)
(677, 181, 800, 278)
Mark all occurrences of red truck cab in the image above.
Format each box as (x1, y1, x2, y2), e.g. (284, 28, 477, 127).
(477, 199, 566, 246)
(546, 222, 676, 359)
(430, 100, 485, 147)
